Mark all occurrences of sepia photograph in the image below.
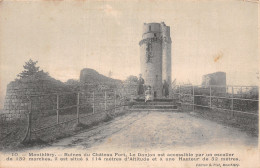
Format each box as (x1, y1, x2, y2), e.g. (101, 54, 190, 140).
(0, 0, 259, 167)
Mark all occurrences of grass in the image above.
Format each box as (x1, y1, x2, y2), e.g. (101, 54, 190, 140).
(0, 105, 129, 151)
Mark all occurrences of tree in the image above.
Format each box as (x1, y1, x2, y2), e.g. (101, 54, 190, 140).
(125, 75, 138, 83)
(65, 79, 79, 85)
(17, 59, 49, 79)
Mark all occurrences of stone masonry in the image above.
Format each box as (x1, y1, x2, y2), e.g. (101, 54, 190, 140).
(139, 22, 172, 98)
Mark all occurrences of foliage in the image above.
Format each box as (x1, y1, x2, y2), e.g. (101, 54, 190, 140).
(125, 75, 138, 83)
(65, 79, 79, 85)
(17, 59, 49, 79)
(237, 87, 258, 99)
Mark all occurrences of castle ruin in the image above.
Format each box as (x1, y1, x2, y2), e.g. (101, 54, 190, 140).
(139, 22, 172, 98)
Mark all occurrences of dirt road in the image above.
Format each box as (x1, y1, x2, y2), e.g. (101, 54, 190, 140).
(45, 111, 257, 151)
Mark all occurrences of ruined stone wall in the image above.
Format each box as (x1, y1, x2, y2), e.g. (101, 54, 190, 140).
(2, 78, 131, 121)
(202, 72, 226, 86)
(75, 81, 137, 115)
(2, 78, 71, 120)
(2, 72, 136, 122)
(119, 82, 138, 100)
(78, 83, 117, 112)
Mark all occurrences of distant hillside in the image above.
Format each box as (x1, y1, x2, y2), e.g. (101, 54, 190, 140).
(80, 68, 122, 85)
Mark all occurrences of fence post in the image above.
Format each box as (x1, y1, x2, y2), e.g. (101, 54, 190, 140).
(225, 86, 228, 97)
(210, 85, 212, 109)
(231, 86, 234, 116)
(56, 94, 59, 124)
(114, 91, 116, 113)
(93, 91, 95, 114)
(192, 85, 194, 112)
(105, 91, 107, 112)
(179, 85, 181, 103)
(77, 92, 80, 124)
(22, 98, 32, 144)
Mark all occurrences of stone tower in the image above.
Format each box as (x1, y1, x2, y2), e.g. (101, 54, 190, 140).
(139, 22, 172, 98)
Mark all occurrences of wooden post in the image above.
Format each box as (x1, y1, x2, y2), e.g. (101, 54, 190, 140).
(210, 86, 212, 109)
(179, 85, 181, 103)
(56, 94, 59, 124)
(231, 86, 234, 116)
(22, 99, 32, 143)
(105, 91, 107, 111)
(114, 91, 116, 113)
(192, 85, 194, 112)
(93, 91, 95, 114)
(77, 92, 80, 124)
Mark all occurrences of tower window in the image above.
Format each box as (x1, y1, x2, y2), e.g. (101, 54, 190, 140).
(149, 25, 151, 31)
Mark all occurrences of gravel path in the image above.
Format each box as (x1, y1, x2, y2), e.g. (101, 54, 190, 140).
(47, 111, 257, 151)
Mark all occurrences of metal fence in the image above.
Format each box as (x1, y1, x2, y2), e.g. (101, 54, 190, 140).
(0, 89, 128, 144)
(172, 85, 259, 116)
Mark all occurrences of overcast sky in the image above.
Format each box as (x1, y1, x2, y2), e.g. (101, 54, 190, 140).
(0, 0, 258, 108)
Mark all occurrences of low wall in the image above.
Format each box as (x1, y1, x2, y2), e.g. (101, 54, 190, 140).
(2, 78, 138, 121)
(2, 78, 71, 120)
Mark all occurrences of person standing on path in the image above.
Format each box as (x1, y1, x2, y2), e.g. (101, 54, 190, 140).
(137, 74, 145, 97)
(162, 80, 169, 98)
